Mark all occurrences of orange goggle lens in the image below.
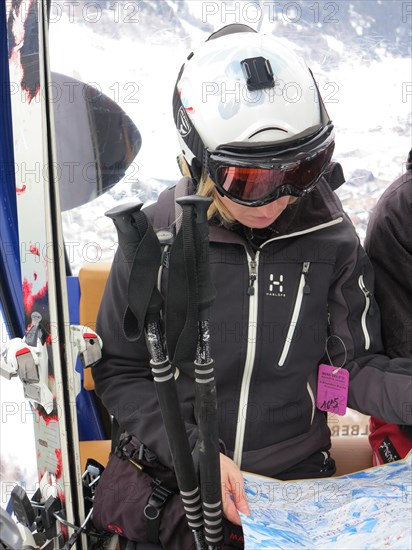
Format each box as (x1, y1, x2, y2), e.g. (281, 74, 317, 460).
(211, 140, 335, 206)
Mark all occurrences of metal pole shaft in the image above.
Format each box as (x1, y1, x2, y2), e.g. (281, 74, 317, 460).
(195, 319, 223, 549)
(146, 321, 206, 549)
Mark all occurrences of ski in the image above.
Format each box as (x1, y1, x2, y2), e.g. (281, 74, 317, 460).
(1, 1, 143, 545)
(2, 0, 85, 545)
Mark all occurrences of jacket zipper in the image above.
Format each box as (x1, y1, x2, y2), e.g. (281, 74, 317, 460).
(278, 262, 311, 367)
(358, 274, 371, 350)
(247, 259, 257, 295)
(307, 382, 315, 424)
(233, 251, 260, 467)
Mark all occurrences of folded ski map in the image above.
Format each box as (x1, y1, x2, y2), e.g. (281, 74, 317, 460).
(241, 452, 412, 549)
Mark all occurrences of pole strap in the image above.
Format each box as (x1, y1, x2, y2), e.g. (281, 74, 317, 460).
(165, 203, 199, 364)
(122, 210, 163, 341)
(105, 203, 163, 342)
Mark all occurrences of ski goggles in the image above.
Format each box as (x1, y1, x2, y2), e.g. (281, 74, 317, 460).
(206, 124, 335, 207)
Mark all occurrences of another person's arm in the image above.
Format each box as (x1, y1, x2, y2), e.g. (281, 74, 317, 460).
(327, 217, 411, 426)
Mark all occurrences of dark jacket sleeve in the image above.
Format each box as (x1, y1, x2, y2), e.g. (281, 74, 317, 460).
(364, 174, 412, 358)
(92, 247, 198, 469)
(326, 216, 412, 425)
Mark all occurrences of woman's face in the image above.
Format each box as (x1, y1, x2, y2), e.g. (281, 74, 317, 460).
(220, 195, 292, 228)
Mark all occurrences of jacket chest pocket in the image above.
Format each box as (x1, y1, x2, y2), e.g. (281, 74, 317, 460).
(278, 261, 311, 367)
(261, 260, 334, 370)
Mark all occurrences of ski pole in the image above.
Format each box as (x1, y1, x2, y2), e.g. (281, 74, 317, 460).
(144, 317, 206, 550)
(177, 197, 223, 549)
(105, 203, 206, 550)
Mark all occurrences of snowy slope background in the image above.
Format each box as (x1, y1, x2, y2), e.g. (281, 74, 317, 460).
(1, 0, 411, 510)
(53, 0, 411, 270)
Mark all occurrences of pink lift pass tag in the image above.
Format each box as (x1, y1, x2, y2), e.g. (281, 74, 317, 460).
(316, 363, 349, 416)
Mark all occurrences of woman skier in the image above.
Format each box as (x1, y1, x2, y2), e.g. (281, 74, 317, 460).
(92, 24, 412, 549)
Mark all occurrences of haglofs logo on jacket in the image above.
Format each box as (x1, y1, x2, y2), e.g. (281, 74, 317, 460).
(266, 273, 286, 297)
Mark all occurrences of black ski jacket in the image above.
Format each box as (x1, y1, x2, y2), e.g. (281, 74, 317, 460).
(94, 176, 412, 477)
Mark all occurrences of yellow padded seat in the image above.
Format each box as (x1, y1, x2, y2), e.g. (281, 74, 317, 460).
(78, 262, 111, 391)
(78, 262, 111, 468)
(79, 439, 112, 472)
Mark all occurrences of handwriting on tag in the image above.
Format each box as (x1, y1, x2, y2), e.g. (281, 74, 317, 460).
(316, 363, 349, 416)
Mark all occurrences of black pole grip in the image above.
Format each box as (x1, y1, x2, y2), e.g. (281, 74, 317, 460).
(105, 202, 147, 264)
(177, 195, 212, 225)
(105, 202, 143, 231)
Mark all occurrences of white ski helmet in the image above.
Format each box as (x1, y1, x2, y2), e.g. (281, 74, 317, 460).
(173, 24, 334, 206)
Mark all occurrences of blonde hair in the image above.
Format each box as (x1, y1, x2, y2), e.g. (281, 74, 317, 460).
(177, 155, 235, 223)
